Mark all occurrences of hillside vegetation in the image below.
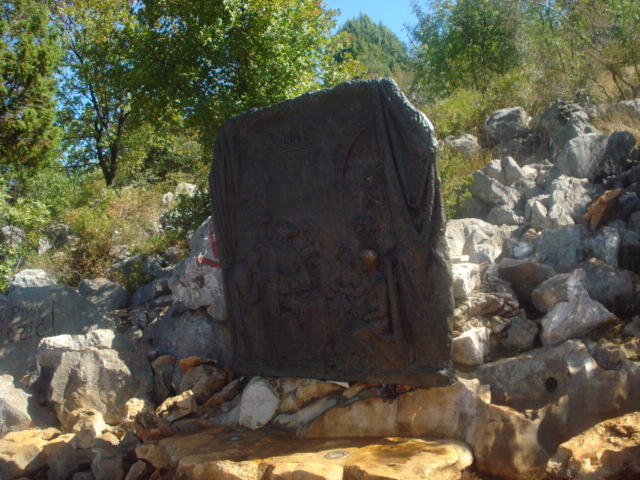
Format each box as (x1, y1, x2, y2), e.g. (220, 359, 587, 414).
(1, 0, 640, 291)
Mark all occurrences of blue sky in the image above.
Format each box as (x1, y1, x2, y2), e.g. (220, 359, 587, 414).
(323, 0, 417, 46)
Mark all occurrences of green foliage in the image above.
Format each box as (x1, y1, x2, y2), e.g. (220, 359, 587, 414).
(411, 0, 520, 99)
(520, 0, 640, 102)
(0, 178, 51, 290)
(162, 187, 211, 238)
(337, 14, 412, 86)
(437, 143, 487, 219)
(0, 0, 62, 174)
(127, 0, 361, 146)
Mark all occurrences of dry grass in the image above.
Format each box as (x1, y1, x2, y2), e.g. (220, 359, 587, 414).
(592, 104, 640, 140)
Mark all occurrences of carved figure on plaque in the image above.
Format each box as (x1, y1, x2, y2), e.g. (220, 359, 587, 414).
(210, 78, 455, 386)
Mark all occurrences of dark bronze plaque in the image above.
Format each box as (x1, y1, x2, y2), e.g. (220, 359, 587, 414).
(210, 79, 455, 387)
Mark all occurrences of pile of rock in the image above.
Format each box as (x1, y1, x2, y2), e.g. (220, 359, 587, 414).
(2, 99, 640, 480)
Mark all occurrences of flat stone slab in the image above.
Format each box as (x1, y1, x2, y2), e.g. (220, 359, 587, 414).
(136, 428, 473, 480)
(0, 286, 113, 378)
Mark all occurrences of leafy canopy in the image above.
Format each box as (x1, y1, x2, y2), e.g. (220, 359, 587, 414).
(0, 0, 62, 175)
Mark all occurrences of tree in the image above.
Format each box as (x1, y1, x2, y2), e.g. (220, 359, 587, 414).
(127, 0, 360, 145)
(52, 0, 138, 187)
(520, 0, 640, 101)
(0, 0, 61, 174)
(336, 14, 411, 84)
(410, 0, 520, 99)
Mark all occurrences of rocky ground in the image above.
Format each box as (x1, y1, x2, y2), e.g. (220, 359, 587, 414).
(2, 99, 640, 479)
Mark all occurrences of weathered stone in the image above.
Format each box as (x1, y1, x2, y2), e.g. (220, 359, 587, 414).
(92, 449, 127, 480)
(7, 269, 56, 292)
(531, 269, 589, 313)
(275, 378, 345, 415)
(623, 316, 640, 337)
(212, 79, 454, 387)
(452, 263, 481, 299)
(485, 106, 531, 147)
(168, 217, 226, 320)
(601, 130, 637, 178)
(151, 355, 176, 405)
(497, 258, 555, 304)
(133, 412, 173, 442)
(502, 156, 527, 185)
(452, 327, 490, 367)
(546, 175, 603, 225)
(484, 159, 507, 184)
(456, 195, 490, 219)
(547, 411, 640, 480)
(145, 303, 232, 366)
(238, 377, 280, 429)
(0, 286, 114, 379)
(305, 379, 489, 439)
(67, 408, 107, 436)
(143, 254, 174, 279)
(37, 329, 153, 427)
(77, 277, 128, 312)
(487, 204, 524, 226)
(541, 296, 617, 346)
(502, 317, 539, 352)
(0, 375, 33, 436)
(579, 258, 634, 312)
(583, 188, 623, 230)
(531, 101, 596, 158)
(1, 225, 24, 245)
(469, 243, 502, 264)
(130, 279, 170, 307)
(469, 171, 519, 207)
(155, 390, 198, 423)
(178, 364, 227, 404)
(531, 224, 619, 272)
(445, 133, 481, 159)
(555, 133, 609, 178)
(140, 429, 473, 480)
(467, 401, 548, 480)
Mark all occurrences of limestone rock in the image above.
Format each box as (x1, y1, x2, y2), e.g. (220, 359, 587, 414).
(547, 411, 640, 479)
(238, 377, 280, 429)
(541, 296, 617, 346)
(502, 317, 539, 352)
(146, 303, 231, 366)
(487, 204, 523, 226)
(579, 258, 634, 312)
(0, 375, 33, 437)
(531, 101, 596, 158)
(7, 269, 56, 292)
(0, 286, 114, 379)
(178, 364, 227, 404)
(452, 263, 481, 299)
(151, 355, 176, 405)
(484, 159, 507, 184)
(531, 224, 619, 273)
(502, 156, 527, 185)
(168, 217, 226, 319)
(583, 188, 623, 230)
(77, 277, 128, 312)
(452, 327, 490, 367)
(37, 329, 153, 427)
(531, 269, 589, 313)
(555, 133, 609, 178)
(275, 378, 345, 414)
(155, 390, 197, 423)
(497, 258, 555, 304)
(445, 133, 481, 159)
(445, 218, 505, 257)
(475, 340, 596, 411)
(485, 106, 531, 147)
(469, 171, 519, 208)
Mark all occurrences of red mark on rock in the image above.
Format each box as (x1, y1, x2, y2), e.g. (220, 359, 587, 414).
(196, 224, 222, 268)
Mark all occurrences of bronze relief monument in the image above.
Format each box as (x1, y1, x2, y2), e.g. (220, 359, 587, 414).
(210, 79, 455, 387)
